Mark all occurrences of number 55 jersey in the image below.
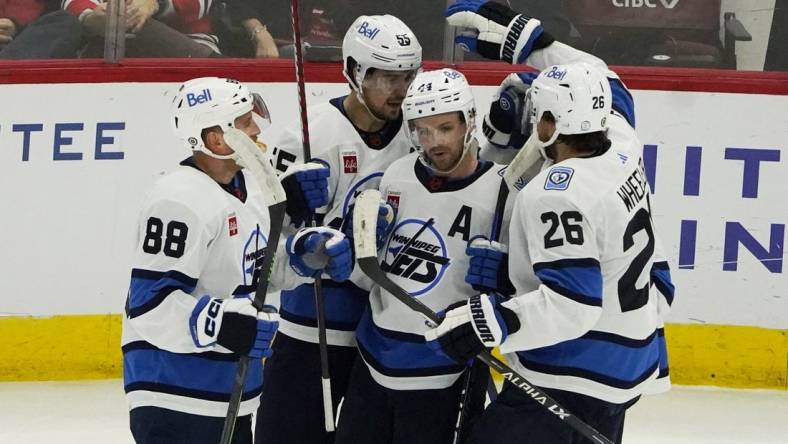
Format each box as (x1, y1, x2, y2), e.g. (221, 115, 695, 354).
(501, 140, 674, 404)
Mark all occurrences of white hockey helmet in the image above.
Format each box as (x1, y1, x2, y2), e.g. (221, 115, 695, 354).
(402, 68, 477, 173)
(170, 77, 271, 160)
(342, 15, 422, 93)
(528, 62, 611, 150)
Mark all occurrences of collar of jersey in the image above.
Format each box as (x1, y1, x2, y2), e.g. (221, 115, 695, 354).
(413, 159, 494, 193)
(180, 157, 248, 203)
(330, 95, 403, 151)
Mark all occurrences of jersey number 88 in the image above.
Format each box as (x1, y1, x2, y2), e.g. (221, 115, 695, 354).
(142, 217, 189, 258)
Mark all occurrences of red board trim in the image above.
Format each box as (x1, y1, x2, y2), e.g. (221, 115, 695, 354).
(1, 58, 787, 95)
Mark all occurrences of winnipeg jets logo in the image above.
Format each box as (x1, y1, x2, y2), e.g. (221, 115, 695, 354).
(382, 219, 450, 296)
(242, 227, 268, 286)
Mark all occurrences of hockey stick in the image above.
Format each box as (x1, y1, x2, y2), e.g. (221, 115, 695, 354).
(220, 128, 288, 444)
(452, 177, 509, 443)
(290, 0, 335, 432)
(502, 133, 544, 191)
(353, 189, 615, 444)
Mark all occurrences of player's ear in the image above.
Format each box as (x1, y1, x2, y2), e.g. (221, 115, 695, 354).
(202, 126, 225, 153)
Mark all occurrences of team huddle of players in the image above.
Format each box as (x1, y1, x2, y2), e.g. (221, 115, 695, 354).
(121, 1, 676, 443)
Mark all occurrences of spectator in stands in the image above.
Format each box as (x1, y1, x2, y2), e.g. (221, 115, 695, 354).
(63, 0, 221, 57)
(212, 0, 279, 58)
(0, 0, 81, 59)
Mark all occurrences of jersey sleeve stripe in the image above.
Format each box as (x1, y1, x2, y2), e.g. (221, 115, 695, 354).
(609, 78, 636, 127)
(516, 328, 660, 389)
(533, 259, 603, 306)
(126, 269, 198, 319)
(650, 261, 675, 305)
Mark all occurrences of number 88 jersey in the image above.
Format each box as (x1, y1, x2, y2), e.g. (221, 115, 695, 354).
(121, 160, 280, 417)
(500, 142, 669, 405)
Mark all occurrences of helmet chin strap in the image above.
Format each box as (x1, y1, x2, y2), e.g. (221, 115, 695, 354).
(534, 124, 561, 160)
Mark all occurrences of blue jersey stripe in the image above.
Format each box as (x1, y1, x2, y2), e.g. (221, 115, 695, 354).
(651, 261, 675, 305)
(517, 329, 660, 389)
(609, 78, 636, 127)
(123, 341, 263, 400)
(356, 309, 464, 377)
(533, 259, 603, 305)
(279, 281, 368, 330)
(126, 269, 198, 319)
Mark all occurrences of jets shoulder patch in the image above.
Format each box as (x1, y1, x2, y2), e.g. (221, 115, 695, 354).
(544, 166, 574, 191)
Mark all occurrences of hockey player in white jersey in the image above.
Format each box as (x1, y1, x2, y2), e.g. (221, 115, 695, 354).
(426, 49, 674, 444)
(447, 0, 673, 394)
(122, 77, 351, 444)
(334, 68, 513, 444)
(256, 15, 422, 444)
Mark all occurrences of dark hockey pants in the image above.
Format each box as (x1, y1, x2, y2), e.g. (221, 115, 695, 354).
(335, 358, 486, 444)
(255, 333, 358, 444)
(129, 406, 252, 444)
(465, 382, 638, 444)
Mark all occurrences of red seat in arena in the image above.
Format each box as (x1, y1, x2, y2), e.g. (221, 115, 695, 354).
(565, 0, 751, 68)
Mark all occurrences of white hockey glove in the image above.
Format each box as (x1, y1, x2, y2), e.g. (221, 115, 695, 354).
(286, 227, 353, 282)
(425, 293, 520, 364)
(446, 0, 554, 64)
(189, 296, 279, 359)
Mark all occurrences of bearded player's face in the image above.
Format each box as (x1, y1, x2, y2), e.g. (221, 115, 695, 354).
(412, 112, 467, 172)
(361, 69, 418, 120)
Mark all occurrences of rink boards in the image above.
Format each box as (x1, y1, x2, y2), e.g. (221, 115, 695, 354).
(0, 79, 786, 389)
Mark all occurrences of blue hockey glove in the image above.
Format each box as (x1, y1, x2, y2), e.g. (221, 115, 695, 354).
(190, 296, 279, 359)
(286, 226, 353, 282)
(342, 201, 395, 250)
(280, 161, 330, 226)
(483, 72, 538, 149)
(465, 235, 515, 296)
(425, 293, 520, 364)
(446, 0, 554, 64)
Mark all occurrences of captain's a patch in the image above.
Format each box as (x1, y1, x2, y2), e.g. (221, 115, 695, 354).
(544, 166, 574, 191)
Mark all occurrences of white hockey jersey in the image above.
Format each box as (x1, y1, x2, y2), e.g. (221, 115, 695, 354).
(356, 153, 513, 390)
(269, 96, 415, 347)
(502, 140, 668, 404)
(123, 158, 301, 417)
(480, 42, 674, 395)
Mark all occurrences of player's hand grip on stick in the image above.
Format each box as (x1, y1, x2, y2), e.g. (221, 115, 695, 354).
(190, 296, 279, 359)
(287, 227, 353, 281)
(352, 189, 615, 444)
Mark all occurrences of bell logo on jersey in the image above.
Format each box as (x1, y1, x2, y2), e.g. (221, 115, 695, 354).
(545, 166, 574, 191)
(381, 218, 450, 296)
(228, 214, 238, 236)
(186, 89, 213, 107)
(342, 151, 358, 173)
(242, 228, 268, 286)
